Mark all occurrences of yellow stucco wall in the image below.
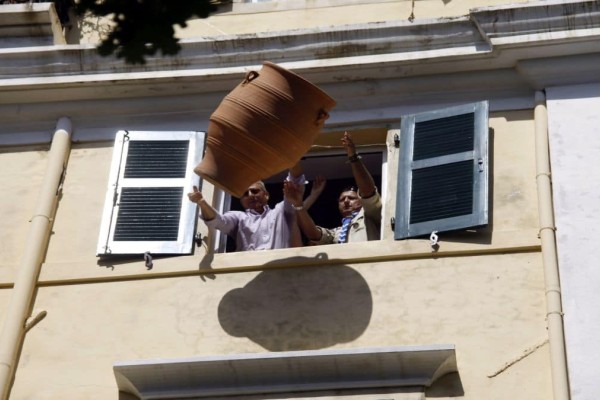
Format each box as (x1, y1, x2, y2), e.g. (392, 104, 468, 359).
(0, 109, 551, 398)
(10, 253, 549, 399)
(0, 145, 51, 277)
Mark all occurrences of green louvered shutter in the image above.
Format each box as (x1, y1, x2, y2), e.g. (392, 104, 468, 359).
(97, 131, 205, 255)
(395, 101, 489, 239)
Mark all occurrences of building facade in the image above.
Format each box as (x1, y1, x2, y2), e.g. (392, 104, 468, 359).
(1, 0, 599, 399)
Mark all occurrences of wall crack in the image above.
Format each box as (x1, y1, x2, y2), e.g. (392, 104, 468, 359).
(487, 339, 549, 378)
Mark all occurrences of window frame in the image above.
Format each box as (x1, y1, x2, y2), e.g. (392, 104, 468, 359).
(210, 143, 388, 253)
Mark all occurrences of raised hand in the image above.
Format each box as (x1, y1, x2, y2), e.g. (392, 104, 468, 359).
(187, 186, 204, 204)
(283, 180, 304, 207)
(341, 131, 356, 156)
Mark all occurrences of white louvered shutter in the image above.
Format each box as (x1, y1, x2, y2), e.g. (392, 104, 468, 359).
(97, 131, 205, 255)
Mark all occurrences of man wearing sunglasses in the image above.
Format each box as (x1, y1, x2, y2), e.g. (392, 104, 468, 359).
(187, 166, 305, 252)
(285, 132, 381, 244)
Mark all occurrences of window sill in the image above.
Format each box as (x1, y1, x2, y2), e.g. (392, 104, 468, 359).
(12, 228, 542, 288)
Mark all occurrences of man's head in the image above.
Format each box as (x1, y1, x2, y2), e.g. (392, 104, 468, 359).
(338, 186, 362, 217)
(240, 181, 269, 213)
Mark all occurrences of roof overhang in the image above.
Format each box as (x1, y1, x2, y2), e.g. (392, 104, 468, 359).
(1, 0, 599, 142)
(1, 0, 599, 101)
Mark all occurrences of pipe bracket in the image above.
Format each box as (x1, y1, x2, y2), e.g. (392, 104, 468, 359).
(538, 226, 556, 238)
(28, 214, 53, 223)
(546, 310, 565, 318)
(545, 288, 562, 296)
(24, 310, 47, 333)
(535, 172, 551, 179)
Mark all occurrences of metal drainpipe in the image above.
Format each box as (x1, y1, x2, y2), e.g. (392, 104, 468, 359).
(0, 117, 72, 400)
(534, 91, 570, 400)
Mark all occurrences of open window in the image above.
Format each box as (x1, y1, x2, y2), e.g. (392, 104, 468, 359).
(97, 130, 205, 256)
(394, 101, 489, 239)
(204, 100, 488, 252)
(219, 130, 387, 252)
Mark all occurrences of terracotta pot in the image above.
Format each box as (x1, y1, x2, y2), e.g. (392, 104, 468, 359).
(194, 61, 336, 198)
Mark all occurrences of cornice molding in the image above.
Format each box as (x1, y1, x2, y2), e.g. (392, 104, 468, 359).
(0, 0, 599, 140)
(472, 0, 600, 43)
(0, 1, 598, 93)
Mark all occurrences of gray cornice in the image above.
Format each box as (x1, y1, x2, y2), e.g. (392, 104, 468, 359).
(0, 3, 65, 48)
(1, 0, 599, 141)
(0, 1, 599, 102)
(0, 17, 490, 84)
(472, 0, 600, 44)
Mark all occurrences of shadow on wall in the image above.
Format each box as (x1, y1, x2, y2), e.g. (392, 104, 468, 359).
(218, 254, 373, 352)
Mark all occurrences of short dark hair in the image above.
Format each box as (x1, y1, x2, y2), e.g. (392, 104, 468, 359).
(341, 186, 358, 193)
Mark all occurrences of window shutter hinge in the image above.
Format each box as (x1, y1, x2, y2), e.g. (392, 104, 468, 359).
(430, 231, 440, 252)
(478, 158, 484, 172)
(194, 233, 203, 247)
(144, 251, 153, 270)
(56, 164, 67, 196)
(394, 134, 400, 148)
(430, 231, 439, 246)
(390, 217, 395, 230)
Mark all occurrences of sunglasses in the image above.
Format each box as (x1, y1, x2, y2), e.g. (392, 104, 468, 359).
(242, 187, 263, 197)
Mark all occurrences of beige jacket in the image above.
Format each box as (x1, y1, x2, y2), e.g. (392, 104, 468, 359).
(312, 190, 382, 245)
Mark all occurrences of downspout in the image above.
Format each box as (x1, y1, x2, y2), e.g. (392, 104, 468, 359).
(0, 117, 72, 400)
(534, 91, 570, 400)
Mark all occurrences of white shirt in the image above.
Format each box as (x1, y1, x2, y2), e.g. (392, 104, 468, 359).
(203, 174, 305, 251)
(205, 201, 295, 251)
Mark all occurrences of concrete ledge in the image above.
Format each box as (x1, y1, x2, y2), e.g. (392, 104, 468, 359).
(0, 0, 599, 116)
(0, 228, 541, 288)
(0, 2, 65, 48)
(114, 345, 457, 399)
(472, 0, 600, 44)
